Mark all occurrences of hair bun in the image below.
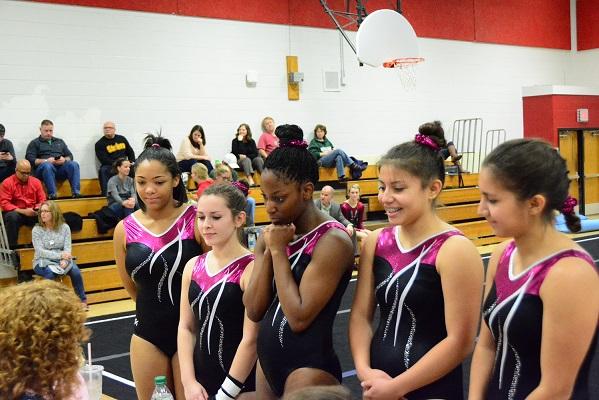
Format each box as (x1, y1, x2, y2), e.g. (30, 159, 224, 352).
(143, 133, 172, 151)
(275, 124, 304, 144)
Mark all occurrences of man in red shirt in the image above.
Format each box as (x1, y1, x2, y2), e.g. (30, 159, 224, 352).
(0, 159, 46, 248)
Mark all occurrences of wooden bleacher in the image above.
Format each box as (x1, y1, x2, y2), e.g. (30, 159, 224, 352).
(7, 167, 498, 305)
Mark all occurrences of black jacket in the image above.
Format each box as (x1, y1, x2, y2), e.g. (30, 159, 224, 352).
(25, 136, 74, 168)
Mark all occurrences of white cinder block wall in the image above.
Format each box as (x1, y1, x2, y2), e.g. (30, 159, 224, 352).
(0, 1, 594, 178)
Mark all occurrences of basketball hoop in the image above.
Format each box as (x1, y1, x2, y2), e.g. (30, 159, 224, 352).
(383, 57, 424, 90)
(356, 9, 423, 91)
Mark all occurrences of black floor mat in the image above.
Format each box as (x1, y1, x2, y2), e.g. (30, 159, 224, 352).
(89, 236, 599, 399)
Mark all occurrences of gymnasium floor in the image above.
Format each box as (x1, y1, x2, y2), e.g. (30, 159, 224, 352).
(90, 232, 599, 399)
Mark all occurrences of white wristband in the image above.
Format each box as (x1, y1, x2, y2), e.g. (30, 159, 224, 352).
(215, 375, 243, 400)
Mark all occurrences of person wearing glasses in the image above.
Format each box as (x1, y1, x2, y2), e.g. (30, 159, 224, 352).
(0, 159, 46, 249)
(0, 123, 16, 183)
(32, 200, 87, 308)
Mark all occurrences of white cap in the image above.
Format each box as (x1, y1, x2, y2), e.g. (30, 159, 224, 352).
(223, 153, 239, 169)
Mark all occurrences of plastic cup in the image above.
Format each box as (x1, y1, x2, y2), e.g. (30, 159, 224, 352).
(80, 364, 103, 400)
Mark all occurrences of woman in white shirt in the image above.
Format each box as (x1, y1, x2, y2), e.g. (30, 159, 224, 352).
(176, 124, 213, 174)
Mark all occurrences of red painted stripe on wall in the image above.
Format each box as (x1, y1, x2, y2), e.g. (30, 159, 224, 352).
(29, 0, 571, 50)
(577, 0, 599, 50)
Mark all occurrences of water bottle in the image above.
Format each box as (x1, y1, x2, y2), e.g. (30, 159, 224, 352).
(150, 376, 174, 400)
(247, 230, 257, 251)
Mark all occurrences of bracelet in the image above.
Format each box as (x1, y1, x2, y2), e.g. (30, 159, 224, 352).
(214, 375, 243, 400)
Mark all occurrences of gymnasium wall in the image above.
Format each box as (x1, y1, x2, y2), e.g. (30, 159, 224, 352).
(0, 1, 578, 178)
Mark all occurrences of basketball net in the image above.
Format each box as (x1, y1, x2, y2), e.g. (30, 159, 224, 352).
(383, 57, 424, 90)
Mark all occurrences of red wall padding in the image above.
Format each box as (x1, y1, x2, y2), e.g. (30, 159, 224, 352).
(577, 0, 599, 50)
(474, 0, 570, 49)
(30, 0, 571, 50)
(30, 0, 178, 14)
(178, 0, 289, 25)
(403, 0, 475, 41)
(523, 96, 556, 145)
(524, 95, 599, 146)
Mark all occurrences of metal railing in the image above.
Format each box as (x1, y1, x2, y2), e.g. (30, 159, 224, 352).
(451, 119, 506, 173)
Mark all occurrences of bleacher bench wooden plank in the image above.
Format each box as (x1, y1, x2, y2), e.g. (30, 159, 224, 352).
(438, 187, 481, 205)
(18, 218, 113, 245)
(56, 179, 101, 198)
(319, 165, 378, 182)
(349, 181, 480, 203)
(17, 240, 114, 271)
(444, 173, 478, 188)
(54, 197, 107, 216)
(87, 288, 129, 304)
(453, 220, 494, 240)
(436, 203, 480, 223)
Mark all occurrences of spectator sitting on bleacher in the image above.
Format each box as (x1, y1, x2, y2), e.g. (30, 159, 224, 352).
(190, 162, 213, 200)
(0, 159, 46, 249)
(106, 157, 136, 220)
(210, 164, 256, 227)
(95, 121, 136, 196)
(210, 161, 238, 182)
(341, 183, 371, 241)
(25, 119, 81, 200)
(314, 185, 354, 236)
(257, 116, 279, 159)
(231, 123, 263, 186)
(308, 124, 367, 181)
(0, 280, 90, 400)
(32, 200, 87, 307)
(0, 123, 16, 183)
(419, 120, 463, 170)
(176, 124, 213, 174)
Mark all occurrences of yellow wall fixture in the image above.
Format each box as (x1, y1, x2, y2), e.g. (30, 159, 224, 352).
(286, 55, 300, 101)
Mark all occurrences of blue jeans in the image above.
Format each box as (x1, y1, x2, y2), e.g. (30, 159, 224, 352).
(108, 202, 136, 220)
(245, 196, 256, 227)
(178, 159, 213, 174)
(318, 149, 352, 178)
(35, 160, 81, 197)
(33, 261, 87, 301)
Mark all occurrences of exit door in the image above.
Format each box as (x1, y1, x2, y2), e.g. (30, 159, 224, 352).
(558, 129, 599, 215)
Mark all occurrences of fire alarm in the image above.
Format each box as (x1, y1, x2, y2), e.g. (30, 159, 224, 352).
(577, 108, 589, 123)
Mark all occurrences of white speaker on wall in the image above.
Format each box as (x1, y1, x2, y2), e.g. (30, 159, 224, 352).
(323, 70, 341, 92)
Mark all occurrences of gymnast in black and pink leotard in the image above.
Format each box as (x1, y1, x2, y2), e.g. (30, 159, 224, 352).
(243, 124, 354, 399)
(114, 134, 203, 400)
(470, 139, 599, 400)
(482, 244, 596, 399)
(257, 220, 351, 396)
(123, 203, 199, 357)
(179, 183, 258, 400)
(350, 134, 484, 399)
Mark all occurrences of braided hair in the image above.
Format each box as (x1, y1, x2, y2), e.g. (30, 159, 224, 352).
(482, 138, 581, 232)
(264, 124, 319, 185)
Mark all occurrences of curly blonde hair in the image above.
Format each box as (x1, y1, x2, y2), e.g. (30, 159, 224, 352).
(0, 280, 90, 399)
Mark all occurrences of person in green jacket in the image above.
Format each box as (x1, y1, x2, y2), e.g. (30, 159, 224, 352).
(307, 124, 366, 181)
